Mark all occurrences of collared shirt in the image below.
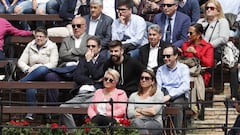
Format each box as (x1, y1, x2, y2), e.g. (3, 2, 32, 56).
(112, 14, 148, 46)
(88, 15, 101, 36)
(74, 34, 84, 48)
(147, 43, 160, 70)
(156, 62, 190, 99)
(164, 13, 176, 43)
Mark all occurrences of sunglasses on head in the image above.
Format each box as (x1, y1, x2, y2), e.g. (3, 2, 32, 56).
(162, 54, 172, 58)
(161, 3, 176, 8)
(72, 24, 83, 28)
(205, 6, 215, 11)
(104, 77, 114, 83)
(140, 76, 152, 81)
(86, 45, 97, 48)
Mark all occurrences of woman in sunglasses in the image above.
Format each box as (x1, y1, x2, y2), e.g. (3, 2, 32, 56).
(197, 0, 229, 62)
(127, 69, 164, 135)
(87, 68, 128, 130)
(181, 23, 213, 119)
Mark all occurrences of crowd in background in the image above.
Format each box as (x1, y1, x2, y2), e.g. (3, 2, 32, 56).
(0, 0, 240, 134)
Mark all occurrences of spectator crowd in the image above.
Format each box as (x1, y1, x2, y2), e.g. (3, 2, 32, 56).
(0, 0, 240, 134)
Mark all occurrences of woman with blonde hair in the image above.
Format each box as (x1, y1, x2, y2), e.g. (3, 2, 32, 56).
(197, 0, 230, 62)
(88, 68, 128, 129)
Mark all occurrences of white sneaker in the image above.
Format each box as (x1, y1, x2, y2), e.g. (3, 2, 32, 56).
(25, 113, 34, 120)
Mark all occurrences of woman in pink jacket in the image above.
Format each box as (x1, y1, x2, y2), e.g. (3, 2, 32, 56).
(88, 68, 128, 129)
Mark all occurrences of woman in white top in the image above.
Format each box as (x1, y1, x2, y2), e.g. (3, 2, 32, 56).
(197, 0, 230, 62)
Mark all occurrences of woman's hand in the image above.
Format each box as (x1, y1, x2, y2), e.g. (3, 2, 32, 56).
(186, 46, 197, 54)
(135, 108, 142, 118)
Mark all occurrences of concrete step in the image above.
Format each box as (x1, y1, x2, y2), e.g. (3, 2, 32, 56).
(187, 107, 238, 134)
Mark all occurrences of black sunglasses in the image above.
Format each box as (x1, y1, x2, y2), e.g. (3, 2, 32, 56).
(188, 32, 194, 35)
(205, 6, 215, 11)
(104, 77, 114, 83)
(87, 45, 97, 48)
(163, 54, 172, 58)
(72, 24, 84, 28)
(140, 76, 152, 81)
(161, 3, 176, 8)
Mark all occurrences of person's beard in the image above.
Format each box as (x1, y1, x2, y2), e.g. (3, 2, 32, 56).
(111, 55, 121, 63)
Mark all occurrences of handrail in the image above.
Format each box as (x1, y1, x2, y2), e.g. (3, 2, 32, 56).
(0, 14, 62, 21)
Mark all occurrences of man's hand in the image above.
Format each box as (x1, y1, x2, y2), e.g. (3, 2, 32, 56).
(85, 50, 94, 62)
(163, 95, 171, 102)
(119, 14, 127, 25)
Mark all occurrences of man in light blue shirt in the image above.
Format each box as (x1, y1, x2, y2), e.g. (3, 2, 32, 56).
(156, 44, 190, 133)
(112, 0, 148, 57)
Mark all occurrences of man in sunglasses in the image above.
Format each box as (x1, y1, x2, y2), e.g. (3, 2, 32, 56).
(153, 0, 190, 48)
(44, 16, 90, 104)
(60, 36, 107, 132)
(104, 40, 144, 97)
(156, 45, 190, 134)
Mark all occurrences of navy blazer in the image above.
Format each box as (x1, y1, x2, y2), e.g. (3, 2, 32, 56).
(153, 11, 191, 47)
(73, 55, 107, 89)
(59, 0, 90, 26)
(138, 42, 166, 73)
(84, 13, 113, 49)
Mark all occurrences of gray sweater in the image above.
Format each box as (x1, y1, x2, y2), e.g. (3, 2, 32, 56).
(127, 90, 164, 124)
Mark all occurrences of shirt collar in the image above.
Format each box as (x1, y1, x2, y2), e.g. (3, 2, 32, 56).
(90, 14, 101, 22)
(73, 33, 85, 40)
(150, 42, 160, 49)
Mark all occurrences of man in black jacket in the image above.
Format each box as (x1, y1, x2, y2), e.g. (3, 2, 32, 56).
(138, 24, 167, 73)
(103, 40, 144, 97)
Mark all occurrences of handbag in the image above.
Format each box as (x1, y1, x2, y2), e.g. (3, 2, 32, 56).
(178, 56, 200, 68)
(222, 41, 239, 68)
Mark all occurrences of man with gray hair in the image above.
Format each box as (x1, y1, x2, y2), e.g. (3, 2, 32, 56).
(84, 0, 113, 57)
(138, 24, 167, 73)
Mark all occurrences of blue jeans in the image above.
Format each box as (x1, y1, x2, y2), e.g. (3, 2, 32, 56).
(0, 0, 22, 13)
(0, 51, 6, 60)
(128, 48, 139, 58)
(19, 66, 49, 106)
(46, 0, 63, 14)
(15, 0, 33, 14)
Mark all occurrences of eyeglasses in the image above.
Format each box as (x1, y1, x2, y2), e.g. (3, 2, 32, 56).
(104, 77, 114, 83)
(163, 54, 173, 58)
(205, 6, 215, 11)
(140, 76, 152, 81)
(117, 8, 128, 12)
(161, 3, 176, 8)
(86, 45, 97, 48)
(72, 24, 84, 29)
